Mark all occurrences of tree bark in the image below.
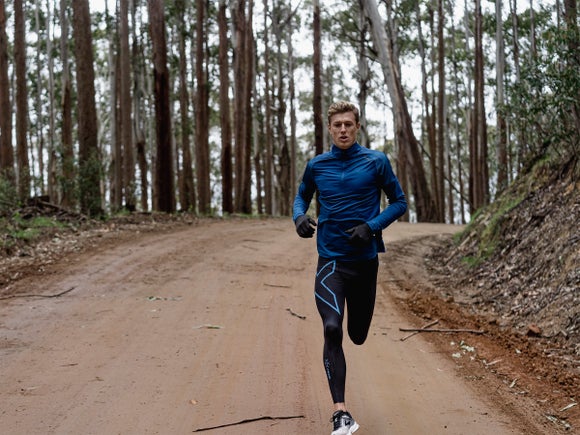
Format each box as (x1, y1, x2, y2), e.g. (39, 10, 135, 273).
(14, 0, 30, 201)
(471, 0, 489, 211)
(287, 20, 297, 204)
(496, 0, 508, 193)
(120, 0, 135, 210)
(0, 0, 13, 179)
(195, 0, 211, 214)
(436, 0, 446, 221)
(357, 0, 370, 149)
(107, 1, 121, 211)
(148, 0, 174, 212)
(131, 0, 148, 211)
(72, 0, 102, 216)
(261, 0, 273, 214)
(362, 0, 437, 222)
(177, 0, 195, 212)
(218, 0, 233, 214)
(60, 0, 74, 207)
(313, 0, 323, 157)
(241, 0, 254, 214)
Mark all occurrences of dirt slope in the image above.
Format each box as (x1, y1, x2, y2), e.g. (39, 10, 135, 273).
(0, 219, 567, 434)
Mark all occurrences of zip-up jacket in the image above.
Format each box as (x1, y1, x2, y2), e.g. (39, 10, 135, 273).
(293, 142, 407, 261)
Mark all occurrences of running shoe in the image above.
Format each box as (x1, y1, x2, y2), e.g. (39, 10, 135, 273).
(331, 410, 360, 435)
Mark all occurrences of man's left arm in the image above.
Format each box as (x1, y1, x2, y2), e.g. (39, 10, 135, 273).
(366, 154, 407, 233)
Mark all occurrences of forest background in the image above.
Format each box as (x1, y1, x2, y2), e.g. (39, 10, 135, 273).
(0, 0, 577, 223)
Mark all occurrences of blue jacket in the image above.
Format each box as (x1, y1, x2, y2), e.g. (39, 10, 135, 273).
(293, 143, 407, 261)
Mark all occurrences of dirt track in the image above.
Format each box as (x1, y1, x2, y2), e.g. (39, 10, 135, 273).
(0, 219, 549, 434)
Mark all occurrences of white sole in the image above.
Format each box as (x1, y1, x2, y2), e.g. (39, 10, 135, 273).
(331, 421, 360, 435)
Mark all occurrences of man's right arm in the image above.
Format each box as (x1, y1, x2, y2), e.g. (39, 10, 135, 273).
(293, 163, 317, 238)
(292, 162, 315, 221)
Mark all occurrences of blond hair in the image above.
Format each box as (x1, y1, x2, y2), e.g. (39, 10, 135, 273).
(327, 101, 360, 125)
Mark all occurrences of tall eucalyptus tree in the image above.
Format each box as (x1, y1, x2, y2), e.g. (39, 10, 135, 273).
(361, 0, 437, 222)
(148, 0, 174, 212)
(14, 0, 30, 201)
(0, 0, 14, 181)
(72, 0, 102, 216)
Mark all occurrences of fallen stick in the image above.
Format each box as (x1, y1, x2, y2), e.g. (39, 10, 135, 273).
(400, 319, 440, 341)
(193, 414, 305, 432)
(0, 286, 76, 300)
(286, 307, 306, 320)
(264, 283, 291, 288)
(399, 327, 485, 335)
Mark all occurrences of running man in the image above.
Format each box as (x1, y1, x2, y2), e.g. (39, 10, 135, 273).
(293, 101, 407, 435)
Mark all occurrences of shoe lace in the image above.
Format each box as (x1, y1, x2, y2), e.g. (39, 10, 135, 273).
(331, 411, 350, 430)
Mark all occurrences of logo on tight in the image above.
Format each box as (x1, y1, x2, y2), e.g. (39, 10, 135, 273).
(324, 357, 332, 380)
(315, 260, 340, 314)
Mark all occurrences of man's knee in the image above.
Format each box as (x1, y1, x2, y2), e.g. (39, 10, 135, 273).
(324, 321, 343, 343)
(348, 324, 370, 345)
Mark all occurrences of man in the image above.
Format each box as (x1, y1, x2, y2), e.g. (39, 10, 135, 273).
(293, 101, 407, 435)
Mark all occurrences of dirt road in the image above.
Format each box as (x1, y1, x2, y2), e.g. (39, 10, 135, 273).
(0, 219, 544, 434)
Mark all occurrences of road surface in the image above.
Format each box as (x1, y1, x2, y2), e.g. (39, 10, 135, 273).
(0, 219, 541, 434)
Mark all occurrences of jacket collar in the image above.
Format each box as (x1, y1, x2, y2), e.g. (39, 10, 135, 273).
(331, 142, 361, 159)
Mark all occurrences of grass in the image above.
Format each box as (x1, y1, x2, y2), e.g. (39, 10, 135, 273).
(1, 215, 67, 249)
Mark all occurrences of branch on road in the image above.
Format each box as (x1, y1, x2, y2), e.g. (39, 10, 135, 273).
(0, 286, 76, 300)
(400, 319, 440, 341)
(286, 307, 306, 320)
(193, 414, 305, 432)
(399, 326, 485, 335)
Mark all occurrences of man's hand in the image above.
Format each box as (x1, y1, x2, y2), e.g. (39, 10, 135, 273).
(295, 215, 317, 238)
(346, 223, 373, 247)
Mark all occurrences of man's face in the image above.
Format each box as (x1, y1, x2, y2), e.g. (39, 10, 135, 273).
(328, 111, 360, 150)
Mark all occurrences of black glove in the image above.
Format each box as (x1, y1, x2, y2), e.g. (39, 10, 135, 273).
(346, 223, 373, 247)
(295, 215, 317, 238)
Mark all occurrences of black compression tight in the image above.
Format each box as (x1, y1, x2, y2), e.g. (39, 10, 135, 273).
(314, 256, 378, 404)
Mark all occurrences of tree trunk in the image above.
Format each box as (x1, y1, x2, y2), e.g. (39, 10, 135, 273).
(287, 22, 297, 203)
(427, 5, 438, 220)
(15, 0, 30, 201)
(450, 11, 466, 224)
(34, 1, 43, 196)
(148, 0, 174, 212)
(218, 0, 233, 215)
(313, 0, 323, 157)
(131, 0, 148, 211)
(120, 0, 135, 211)
(261, 0, 273, 215)
(472, 0, 489, 211)
(436, 0, 446, 221)
(356, 1, 371, 149)
(564, 0, 580, 137)
(362, 0, 436, 222)
(107, 0, 121, 212)
(195, 0, 211, 214)
(233, 0, 247, 213)
(46, 0, 57, 202)
(60, 0, 74, 207)
(177, 0, 195, 212)
(496, 0, 508, 193)
(72, 0, 102, 216)
(0, 0, 13, 179)
(241, 0, 254, 214)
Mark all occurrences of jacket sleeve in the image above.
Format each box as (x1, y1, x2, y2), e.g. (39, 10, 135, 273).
(367, 154, 407, 232)
(292, 161, 316, 222)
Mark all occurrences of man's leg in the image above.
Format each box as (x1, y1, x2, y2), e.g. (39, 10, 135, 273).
(314, 258, 347, 405)
(345, 257, 378, 345)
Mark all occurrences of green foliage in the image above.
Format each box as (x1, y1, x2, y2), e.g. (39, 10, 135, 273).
(458, 187, 526, 266)
(0, 213, 66, 250)
(505, 26, 580, 171)
(78, 155, 103, 218)
(0, 176, 19, 217)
